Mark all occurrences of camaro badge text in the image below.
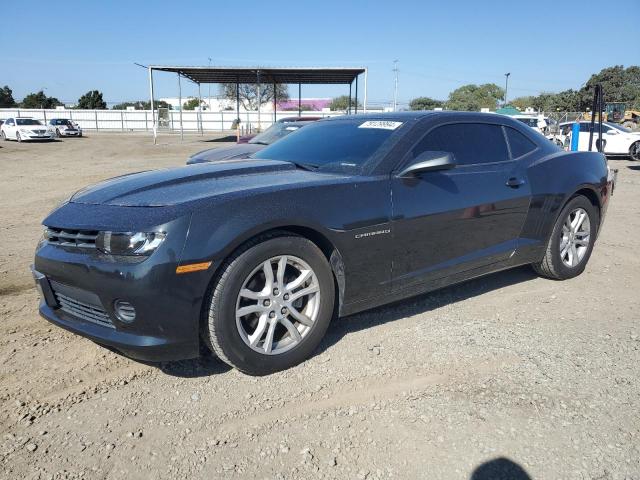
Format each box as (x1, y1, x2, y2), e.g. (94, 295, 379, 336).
(355, 229, 391, 239)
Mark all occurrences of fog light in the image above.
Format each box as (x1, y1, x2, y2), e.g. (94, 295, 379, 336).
(114, 300, 136, 323)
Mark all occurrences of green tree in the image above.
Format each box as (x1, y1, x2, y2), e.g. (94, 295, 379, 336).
(112, 100, 169, 110)
(76, 90, 107, 109)
(329, 95, 362, 111)
(578, 65, 640, 111)
(510, 96, 536, 111)
(0, 85, 17, 107)
(409, 97, 444, 110)
(446, 83, 504, 111)
(20, 90, 63, 109)
(220, 83, 289, 110)
(182, 98, 202, 110)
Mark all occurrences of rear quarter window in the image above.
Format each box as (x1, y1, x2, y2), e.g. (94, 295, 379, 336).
(504, 127, 537, 158)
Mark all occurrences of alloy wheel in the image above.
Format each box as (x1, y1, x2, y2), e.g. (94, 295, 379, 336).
(559, 207, 591, 268)
(235, 255, 320, 355)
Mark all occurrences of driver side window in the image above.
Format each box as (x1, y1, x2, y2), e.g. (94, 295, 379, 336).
(411, 123, 510, 166)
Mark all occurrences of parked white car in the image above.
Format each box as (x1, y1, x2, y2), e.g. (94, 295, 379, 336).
(558, 121, 640, 160)
(1, 117, 55, 142)
(512, 114, 551, 134)
(47, 118, 82, 137)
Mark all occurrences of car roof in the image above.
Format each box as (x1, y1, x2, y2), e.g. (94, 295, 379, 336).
(322, 111, 526, 124)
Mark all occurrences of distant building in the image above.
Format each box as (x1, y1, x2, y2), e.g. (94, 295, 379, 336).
(277, 98, 331, 111)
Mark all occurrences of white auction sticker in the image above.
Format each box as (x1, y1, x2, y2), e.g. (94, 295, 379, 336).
(358, 120, 403, 130)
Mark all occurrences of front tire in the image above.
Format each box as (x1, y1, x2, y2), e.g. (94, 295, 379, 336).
(532, 195, 598, 280)
(16, 132, 21, 142)
(1, 131, 6, 141)
(203, 234, 335, 375)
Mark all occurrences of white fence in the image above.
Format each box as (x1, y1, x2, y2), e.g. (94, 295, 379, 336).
(0, 108, 347, 133)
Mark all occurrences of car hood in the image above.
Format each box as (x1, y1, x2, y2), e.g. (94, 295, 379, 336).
(69, 159, 322, 207)
(187, 143, 264, 164)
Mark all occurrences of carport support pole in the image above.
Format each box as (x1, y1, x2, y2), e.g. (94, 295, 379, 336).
(197, 83, 203, 136)
(148, 67, 156, 145)
(257, 71, 261, 131)
(236, 80, 240, 141)
(348, 82, 352, 115)
(354, 76, 358, 114)
(298, 83, 301, 117)
(363, 68, 368, 113)
(273, 82, 277, 123)
(177, 73, 183, 141)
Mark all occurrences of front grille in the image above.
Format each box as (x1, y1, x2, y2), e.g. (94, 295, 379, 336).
(46, 227, 98, 249)
(33, 130, 46, 135)
(55, 292, 114, 329)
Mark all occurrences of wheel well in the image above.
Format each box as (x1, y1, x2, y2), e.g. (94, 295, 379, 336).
(572, 188, 601, 223)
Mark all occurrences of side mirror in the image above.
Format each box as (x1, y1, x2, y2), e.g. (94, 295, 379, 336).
(606, 129, 618, 135)
(398, 151, 456, 177)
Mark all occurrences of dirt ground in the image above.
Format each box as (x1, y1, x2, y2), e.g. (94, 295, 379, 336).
(1, 134, 639, 480)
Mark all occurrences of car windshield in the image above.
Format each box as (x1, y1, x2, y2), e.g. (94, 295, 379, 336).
(607, 123, 632, 133)
(252, 119, 402, 173)
(249, 122, 303, 145)
(17, 119, 43, 126)
(53, 119, 71, 126)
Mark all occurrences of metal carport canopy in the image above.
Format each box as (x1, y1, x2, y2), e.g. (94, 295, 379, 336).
(145, 65, 367, 144)
(148, 66, 365, 85)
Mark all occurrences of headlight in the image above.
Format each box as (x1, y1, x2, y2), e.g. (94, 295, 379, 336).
(96, 231, 166, 256)
(20, 129, 30, 134)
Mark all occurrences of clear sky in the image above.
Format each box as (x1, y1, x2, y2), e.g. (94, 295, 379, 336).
(3, 0, 639, 107)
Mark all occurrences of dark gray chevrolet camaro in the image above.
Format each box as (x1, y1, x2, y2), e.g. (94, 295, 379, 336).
(33, 112, 616, 375)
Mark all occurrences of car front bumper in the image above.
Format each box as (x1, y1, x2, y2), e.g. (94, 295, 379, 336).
(22, 132, 55, 140)
(32, 216, 210, 362)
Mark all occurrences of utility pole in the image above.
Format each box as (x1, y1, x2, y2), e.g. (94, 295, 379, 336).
(393, 60, 399, 112)
(504, 72, 511, 107)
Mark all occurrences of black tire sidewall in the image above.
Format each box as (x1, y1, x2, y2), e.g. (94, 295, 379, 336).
(209, 236, 335, 375)
(548, 196, 598, 279)
(630, 141, 640, 161)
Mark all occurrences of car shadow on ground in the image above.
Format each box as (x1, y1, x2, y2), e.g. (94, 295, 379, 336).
(159, 353, 232, 377)
(470, 457, 532, 480)
(627, 165, 640, 171)
(317, 265, 537, 355)
(201, 135, 238, 143)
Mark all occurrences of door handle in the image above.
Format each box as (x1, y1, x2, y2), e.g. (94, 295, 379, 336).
(506, 177, 525, 188)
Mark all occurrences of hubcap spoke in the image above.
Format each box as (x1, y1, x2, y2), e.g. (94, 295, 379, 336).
(276, 256, 287, 287)
(286, 269, 312, 291)
(281, 317, 302, 342)
(289, 283, 319, 303)
(288, 305, 314, 326)
(248, 313, 268, 347)
(263, 321, 277, 354)
(236, 304, 265, 318)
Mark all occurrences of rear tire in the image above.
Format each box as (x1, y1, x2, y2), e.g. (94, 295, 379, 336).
(16, 132, 21, 142)
(55, 128, 61, 138)
(630, 141, 640, 161)
(1, 131, 6, 141)
(203, 234, 335, 375)
(532, 195, 598, 280)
